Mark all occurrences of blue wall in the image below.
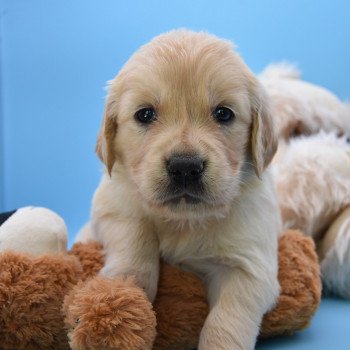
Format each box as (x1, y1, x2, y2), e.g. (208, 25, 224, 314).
(1, 0, 349, 242)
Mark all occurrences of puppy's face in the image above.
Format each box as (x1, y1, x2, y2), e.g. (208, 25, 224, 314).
(97, 31, 276, 220)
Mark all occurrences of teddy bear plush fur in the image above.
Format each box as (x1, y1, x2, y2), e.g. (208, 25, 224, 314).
(0, 228, 321, 350)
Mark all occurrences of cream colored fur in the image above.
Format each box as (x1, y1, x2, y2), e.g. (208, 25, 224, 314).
(273, 132, 350, 238)
(80, 30, 281, 350)
(259, 63, 350, 299)
(272, 132, 350, 298)
(319, 207, 350, 299)
(260, 63, 350, 141)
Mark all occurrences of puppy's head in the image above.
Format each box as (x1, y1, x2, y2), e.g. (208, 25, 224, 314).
(97, 30, 277, 220)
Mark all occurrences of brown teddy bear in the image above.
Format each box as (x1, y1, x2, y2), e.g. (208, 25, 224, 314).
(0, 208, 320, 350)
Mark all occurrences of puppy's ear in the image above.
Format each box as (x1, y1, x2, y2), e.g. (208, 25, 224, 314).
(250, 82, 278, 178)
(96, 101, 118, 175)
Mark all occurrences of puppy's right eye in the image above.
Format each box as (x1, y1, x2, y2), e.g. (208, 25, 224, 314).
(213, 106, 235, 123)
(135, 108, 156, 124)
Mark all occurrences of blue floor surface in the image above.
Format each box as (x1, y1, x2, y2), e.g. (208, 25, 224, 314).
(257, 297, 350, 349)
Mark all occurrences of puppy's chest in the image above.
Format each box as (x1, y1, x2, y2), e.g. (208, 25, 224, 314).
(156, 224, 235, 274)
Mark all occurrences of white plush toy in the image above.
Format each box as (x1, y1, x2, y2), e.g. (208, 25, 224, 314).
(319, 206, 350, 298)
(259, 63, 350, 141)
(272, 132, 350, 298)
(0, 206, 67, 256)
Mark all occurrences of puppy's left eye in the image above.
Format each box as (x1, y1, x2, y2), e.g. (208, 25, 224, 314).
(135, 107, 157, 124)
(213, 106, 235, 123)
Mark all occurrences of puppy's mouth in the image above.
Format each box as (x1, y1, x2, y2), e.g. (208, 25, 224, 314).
(163, 193, 203, 205)
(157, 184, 207, 206)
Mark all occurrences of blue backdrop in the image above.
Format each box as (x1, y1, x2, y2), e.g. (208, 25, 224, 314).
(0, 1, 349, 348)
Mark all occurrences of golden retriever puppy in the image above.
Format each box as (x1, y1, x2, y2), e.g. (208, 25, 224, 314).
(259, 63, 350, 141)
(85, 30, 281, 349)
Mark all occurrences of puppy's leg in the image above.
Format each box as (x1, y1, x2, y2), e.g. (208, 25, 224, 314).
(198, 267, 279, 350)
(319, 207, 350, 299)
(93, 216, 159, 302)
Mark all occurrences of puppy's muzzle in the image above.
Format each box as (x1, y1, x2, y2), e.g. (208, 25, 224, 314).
(166, 154, 204, 187)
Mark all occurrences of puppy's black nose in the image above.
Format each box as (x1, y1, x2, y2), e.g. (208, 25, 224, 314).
(167, 154, 204, 186)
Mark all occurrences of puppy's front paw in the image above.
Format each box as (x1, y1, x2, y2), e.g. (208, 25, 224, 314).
(100, 263, 159, 302)
(64, 276, 156, 350)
